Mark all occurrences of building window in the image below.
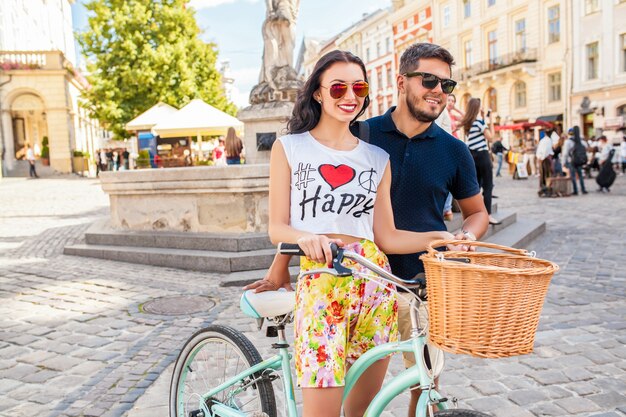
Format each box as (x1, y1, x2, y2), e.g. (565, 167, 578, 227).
(464, 40, 473, 69)
(486, 87, 497, 112)
(376, 42, 381, 58)
(386, 37, 391, 54)
(586, 42, 599, 80)
(487, 0, 495, 6)
(585, 0, 599, 14)
(515, 19, 526, 53)
(443, 5, 450, 28)
(461, 93, 471, 112)
(377, 69, 383, 90)
(621, 34, 626, 72)
(514, 81, 526, 108)
(463, 0, 471, 18)
(548, 72, 562, 102)
(488, 30, 498, 67)
(366, 48, 370, 62)
(378, 99, 384, 115)
(548, 6, 560, 44)
(387, 66, 392, 87)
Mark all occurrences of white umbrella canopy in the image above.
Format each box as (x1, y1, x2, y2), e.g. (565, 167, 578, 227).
(152, 99, 243, 138)
(125, 102, 179, 131)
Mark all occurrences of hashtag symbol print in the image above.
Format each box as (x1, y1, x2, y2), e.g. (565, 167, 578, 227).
(294, 163, 316, 190)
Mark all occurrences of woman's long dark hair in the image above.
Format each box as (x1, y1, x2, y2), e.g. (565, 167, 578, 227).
(459, 98, 481, 133)
(287, 50, 370, 134)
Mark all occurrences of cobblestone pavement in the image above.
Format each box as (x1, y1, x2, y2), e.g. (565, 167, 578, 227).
(0, 174, 625, 417)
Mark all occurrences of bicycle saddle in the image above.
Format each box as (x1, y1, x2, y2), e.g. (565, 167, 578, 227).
(240, 289, 296, 319)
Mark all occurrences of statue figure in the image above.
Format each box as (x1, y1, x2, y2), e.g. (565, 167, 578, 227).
(250, 0, 302, 104)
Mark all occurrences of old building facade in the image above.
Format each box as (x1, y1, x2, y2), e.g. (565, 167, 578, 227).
(0, 0, 103, 176)
(570, 0, 626, 143)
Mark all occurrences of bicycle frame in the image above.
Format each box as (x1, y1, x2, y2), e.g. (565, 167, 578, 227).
(195, 331, 446, 417)
(194, 246, 450, 417)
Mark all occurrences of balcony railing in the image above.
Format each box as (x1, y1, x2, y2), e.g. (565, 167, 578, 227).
(0, 50, 66, 71)
(453, 48, 538, 82)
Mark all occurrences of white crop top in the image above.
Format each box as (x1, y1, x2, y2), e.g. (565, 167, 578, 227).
(278, 131, 390, 241)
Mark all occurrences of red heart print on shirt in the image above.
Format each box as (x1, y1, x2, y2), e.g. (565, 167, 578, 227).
(318, 164, 356, 190)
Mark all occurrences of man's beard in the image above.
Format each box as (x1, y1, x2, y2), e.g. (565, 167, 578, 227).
(405, 89, 443, 123)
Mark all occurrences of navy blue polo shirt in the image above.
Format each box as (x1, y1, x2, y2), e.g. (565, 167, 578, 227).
(359, 107, 480, 279)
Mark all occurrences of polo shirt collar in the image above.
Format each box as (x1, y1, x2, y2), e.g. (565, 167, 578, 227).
(381, 106, 438, 140)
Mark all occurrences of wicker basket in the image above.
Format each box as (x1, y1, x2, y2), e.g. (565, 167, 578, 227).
(420, 240, 559, 358)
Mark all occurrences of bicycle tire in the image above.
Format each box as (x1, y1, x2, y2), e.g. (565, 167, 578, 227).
(434, 409, 491, 416)
(169, 324, 277, 417)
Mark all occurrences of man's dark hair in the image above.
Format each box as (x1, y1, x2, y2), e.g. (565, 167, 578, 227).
(399, 43, 455, 75)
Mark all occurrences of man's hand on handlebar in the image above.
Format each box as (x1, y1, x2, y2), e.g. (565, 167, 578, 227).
(243, 253, 293, 293)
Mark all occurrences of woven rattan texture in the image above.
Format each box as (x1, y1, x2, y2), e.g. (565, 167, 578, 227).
(421, 240, 559, 358)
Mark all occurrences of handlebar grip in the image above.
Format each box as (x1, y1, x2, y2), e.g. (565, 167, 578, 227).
(277, 243, 305, 256)
(277, 242, 341, 259)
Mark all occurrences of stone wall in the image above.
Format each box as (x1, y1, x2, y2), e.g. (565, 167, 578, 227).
(99, 165, 270, 233)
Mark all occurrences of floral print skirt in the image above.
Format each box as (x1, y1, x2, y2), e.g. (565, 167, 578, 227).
(294, 239, 398, 388)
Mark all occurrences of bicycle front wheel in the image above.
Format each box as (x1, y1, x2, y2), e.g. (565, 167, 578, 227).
(435, 410, 491, 416)
(169, 324, 277, 417)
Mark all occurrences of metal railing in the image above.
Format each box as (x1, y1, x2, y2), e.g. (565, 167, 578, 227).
(453, 48, 538, 81)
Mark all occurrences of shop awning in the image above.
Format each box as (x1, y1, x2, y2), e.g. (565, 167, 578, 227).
(536, 114, 563, 123)
(152, 99, 243, 138)
(495, 120, 554, 131)
(125, 102, 179, 131)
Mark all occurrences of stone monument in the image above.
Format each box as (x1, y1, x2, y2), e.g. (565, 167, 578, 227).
(238, 0, 303, 164)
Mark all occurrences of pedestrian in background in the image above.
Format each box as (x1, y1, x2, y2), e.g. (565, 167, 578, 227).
(224, 127, 244, 165)
(563, 126, 588, 195)
(95, 149, 101, 177)
(26, 144, 39, 178)
(522, 130, 538, 177)
(106, 149, 113, 171)
(536, 131, 554, 195)
(460, 98, 500, 225)
(491, 136, 506, 177)
(123, 149, 130, 170)
(621, 136, 626, 174)
(446, 93, 464, 139)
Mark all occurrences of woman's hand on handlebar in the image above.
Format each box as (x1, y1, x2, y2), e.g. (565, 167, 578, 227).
(296, 234, 344, 266)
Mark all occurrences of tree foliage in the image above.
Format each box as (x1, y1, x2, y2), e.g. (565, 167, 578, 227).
(78, 0, 237, 138)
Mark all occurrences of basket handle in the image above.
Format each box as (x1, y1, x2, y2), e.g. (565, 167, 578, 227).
(426, 239, 531, 256)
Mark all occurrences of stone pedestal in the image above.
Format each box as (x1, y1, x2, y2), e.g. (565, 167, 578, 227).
(99, 165, 270, 233)
(238, 101, 294, 164)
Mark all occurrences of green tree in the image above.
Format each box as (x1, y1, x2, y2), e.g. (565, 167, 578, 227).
(78, 0, 237, 138)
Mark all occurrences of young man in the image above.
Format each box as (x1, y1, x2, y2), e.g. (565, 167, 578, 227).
(246, 43, 489, 416)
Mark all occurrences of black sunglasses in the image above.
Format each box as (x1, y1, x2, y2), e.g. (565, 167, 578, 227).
(403, 71, 457, 94)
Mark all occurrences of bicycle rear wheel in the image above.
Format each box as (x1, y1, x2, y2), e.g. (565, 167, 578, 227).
(169, 324, 277, 417)
(435, 410, 491, 416)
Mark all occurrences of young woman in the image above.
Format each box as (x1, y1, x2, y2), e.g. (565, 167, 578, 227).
(224, 127, 244, 165)
(259, 50, 453, 417)
(446, 93, 464, 139)
(459, 98, 499, 225)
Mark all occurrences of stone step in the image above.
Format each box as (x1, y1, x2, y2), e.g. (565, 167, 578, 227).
(483, 218, 546, 250)
(445, 202, 498, 230)
(63, 244, 297, 273)
(84, 220, 273, 252)
(447, 209, 516, 237)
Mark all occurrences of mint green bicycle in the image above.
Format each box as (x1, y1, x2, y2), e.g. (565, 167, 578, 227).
(169, 243, 490, 417)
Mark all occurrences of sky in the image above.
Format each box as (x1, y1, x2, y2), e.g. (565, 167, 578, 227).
(71, 0, 391, 108)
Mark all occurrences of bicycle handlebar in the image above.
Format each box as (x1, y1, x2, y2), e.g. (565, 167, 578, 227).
(277, 242, 424, 289)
